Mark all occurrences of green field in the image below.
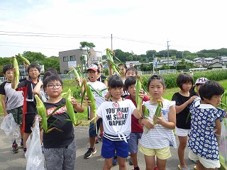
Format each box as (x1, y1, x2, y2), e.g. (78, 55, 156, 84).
(0, 79, 227, 117)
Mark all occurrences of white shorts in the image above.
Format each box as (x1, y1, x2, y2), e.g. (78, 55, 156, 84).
(175, 127, 190, 137)
(188, 149, 220, 169)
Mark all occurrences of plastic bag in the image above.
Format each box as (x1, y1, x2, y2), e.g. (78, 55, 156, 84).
(25, 118, 45, 170)
(220, 118, 227, 168)
(0, 113, 20, 141)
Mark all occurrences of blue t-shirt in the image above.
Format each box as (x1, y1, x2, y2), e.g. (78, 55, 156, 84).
(188, 100, 226, 160)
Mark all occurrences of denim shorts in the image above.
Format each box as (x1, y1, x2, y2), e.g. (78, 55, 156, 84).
(128, 132, 142, 154)
(101, 137, 129, 159)
(89, 118, 103, 137)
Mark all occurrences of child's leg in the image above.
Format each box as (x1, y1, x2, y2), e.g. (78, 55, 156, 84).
(157, 158, 167, 170)
(63, 139, 76, 170)
(103, 158, 113, 170)
(144, 155, 155, 170)
(178, 135, 188, 168)
(156, 147, 171, 170)
(117, 157, 127, 170)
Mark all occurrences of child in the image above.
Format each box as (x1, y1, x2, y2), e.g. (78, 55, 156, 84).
(118, 63, 127, 83)
(125, 67, 138, 79)
(190, 77, 208, 96)
(124, 76, 150, 170)
(42, 75, 84, 170)
(139, 74, 176, 170)
(83, 64, 108, 159)
(14, 63, 42, 153)
(188, 81, 226, 170)
(171, 73, 197, 170)
(93, 74, 142, 170)
(0, 64, 24, 153)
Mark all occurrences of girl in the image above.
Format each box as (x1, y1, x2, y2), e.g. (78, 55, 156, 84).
(188, 81, 226, 170)
(118, 63, 127, 83)
(139, 74, 176, 170)
(94, 75, 142, 170)
(190, 77, 208, 96)
(172, 73, 197, 170)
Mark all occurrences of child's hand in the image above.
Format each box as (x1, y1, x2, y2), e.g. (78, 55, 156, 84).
(71, 97, 78, 106)
(154, 115, 164, 125)
(187, 95, 197, 104)
(139, 89, 145, 99)
(141, 118, 154, 129)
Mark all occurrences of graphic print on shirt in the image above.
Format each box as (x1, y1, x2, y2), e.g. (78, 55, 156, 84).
(105, 102, 129, 126)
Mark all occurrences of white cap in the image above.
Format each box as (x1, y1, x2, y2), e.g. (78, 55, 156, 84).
(195, 77, 208, 85)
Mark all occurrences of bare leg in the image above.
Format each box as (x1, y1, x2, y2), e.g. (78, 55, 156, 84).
(157, 158, 167, 170)
(117, 157, 127, 170)
(144, 155, 155, 170)
(103, 158, 112, 170)
(178, 136, 188, 168)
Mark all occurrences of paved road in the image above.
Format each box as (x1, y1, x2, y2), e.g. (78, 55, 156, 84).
(0, 117, 195, 170)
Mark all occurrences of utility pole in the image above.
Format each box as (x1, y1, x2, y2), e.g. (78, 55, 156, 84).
(167, 41, 170, 69)
(111, 34, 113, 50)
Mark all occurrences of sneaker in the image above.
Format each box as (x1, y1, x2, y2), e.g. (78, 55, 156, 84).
(12, 142, 18, 153)
(112, 156, 117, 166)
(19, 139, 23, 149)
(84, 148, 97, 159)
(128, 157, 133, 166)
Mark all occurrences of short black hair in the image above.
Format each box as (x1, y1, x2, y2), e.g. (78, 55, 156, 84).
(124, 76, 136, 90)
(126, 67, 137, 75)
(43, 68, 58, 81)
(108, 74, 123, 88)
(118, 63, 127, 69)
(3, 64, 13, 74)
(27, 63, 41, 73)
(43, 75, 63, 89)
(199, 80, 224, 100)
(147, 74, 166, 90)
(176, 73, 193, 89)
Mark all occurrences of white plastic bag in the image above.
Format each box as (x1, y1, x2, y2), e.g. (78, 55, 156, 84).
(0, 113, 20, 141)
(25, 118, 45, 170)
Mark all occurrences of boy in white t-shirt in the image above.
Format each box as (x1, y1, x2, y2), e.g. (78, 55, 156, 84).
(84, 64, 108, 159)
(90, 75, 142, 170)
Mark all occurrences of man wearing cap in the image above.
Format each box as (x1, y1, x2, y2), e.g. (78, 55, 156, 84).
(84, 64, 108, 159)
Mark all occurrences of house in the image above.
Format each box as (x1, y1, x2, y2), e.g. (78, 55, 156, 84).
(59, 49, 102, 73)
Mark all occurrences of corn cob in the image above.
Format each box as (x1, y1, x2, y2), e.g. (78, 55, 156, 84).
(68, 67, 82, 87)
(86, 84, 97, 123)
(153, 100, 163, 125)
(16, 54, 30, 65)
(142, 104, 150, 133)
(106, 48, 120, 75)
(65, 89, 81, 126)
(12, 57, 19, 89)
(34, 94, 48, 133)
(135, 77, 142, 110)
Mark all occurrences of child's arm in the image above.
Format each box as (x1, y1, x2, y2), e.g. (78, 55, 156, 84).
(33, 80, 43, 96)
(215, 119, 221, 144)
(0, 95, 7, 116)
(156, 105, 176, 129)
(141, 118, 154, 129)
(175, 95, 197, 114)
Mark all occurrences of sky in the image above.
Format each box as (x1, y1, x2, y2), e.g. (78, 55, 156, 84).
(1, 0, 227, 57)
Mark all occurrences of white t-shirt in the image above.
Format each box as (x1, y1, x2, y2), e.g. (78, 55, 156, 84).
(97, 99, 136, 142)
(87, 81, 107, 108)
(140, 99, 177, 149)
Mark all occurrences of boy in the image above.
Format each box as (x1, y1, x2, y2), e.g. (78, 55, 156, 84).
(0, 64, 24, 153)
(13, 63, 42, 153)
(92, 75, 142, 170)
(42, 74, 84, 170)
(84, 64, 108, 159)
(124, 76, 150, 170)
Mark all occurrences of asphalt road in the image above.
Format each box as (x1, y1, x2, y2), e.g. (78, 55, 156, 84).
(0, 117, 195, 170)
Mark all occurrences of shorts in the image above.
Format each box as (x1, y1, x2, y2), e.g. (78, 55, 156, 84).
(101, 137, 129, 159)
(175, 127, 190, 137)
(128, 132, 142, 154)
(139, 145, 171, 160)
(89, 118, 102, 137)
(7, 106, 23, 125)
(43, 139, 76, 170)
(188, 149, 220, 169)
(23, 113, 36, 133)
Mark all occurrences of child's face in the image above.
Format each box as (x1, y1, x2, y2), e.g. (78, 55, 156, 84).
(125, 70, 136, 78)
(119, 66, 126, 76)
(181, 82, 192, 92)
(148, 79, 164, 100)
(45, 80, 63, 98)
(28, 67, 40, 79)
(205, 95, 222, 107)
(87, 70, 98, 82)
(109, 87, 123, 100)
(127, 84, 136, 98)
(4, 69, 14, 82)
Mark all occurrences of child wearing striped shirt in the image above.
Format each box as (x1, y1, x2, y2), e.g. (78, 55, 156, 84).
(139, 75, 176, 170)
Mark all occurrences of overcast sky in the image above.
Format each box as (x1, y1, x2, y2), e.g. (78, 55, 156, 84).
(1, 0, 227, 57)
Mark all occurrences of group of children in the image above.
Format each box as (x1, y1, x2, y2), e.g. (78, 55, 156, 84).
(0, 62, 226, 170)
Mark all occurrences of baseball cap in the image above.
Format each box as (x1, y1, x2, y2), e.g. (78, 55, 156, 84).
(87, 64, 98, 72)
(195, 77, 208, 85)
